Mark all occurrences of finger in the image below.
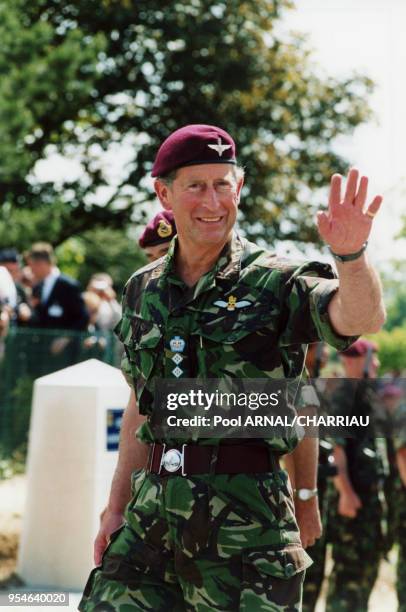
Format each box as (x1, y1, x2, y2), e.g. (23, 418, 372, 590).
(316, 211, 330, 238)
(366, 195, 383, 217)
(343, 168, 359, 204)
(328, 174, 342, 215)
(354, 175, 368, 209)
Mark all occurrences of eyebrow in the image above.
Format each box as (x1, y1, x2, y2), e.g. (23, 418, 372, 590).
(184, 176, 233, 183)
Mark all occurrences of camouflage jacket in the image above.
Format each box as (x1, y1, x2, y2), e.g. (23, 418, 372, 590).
(115, 233, 355, 452)
(329, 379, 389, 491)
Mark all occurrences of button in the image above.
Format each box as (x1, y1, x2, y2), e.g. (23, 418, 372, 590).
(284, 562, 295, 577)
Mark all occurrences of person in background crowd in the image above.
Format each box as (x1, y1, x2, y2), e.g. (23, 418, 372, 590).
(0, 266, 14, 340)
(0, 248, 33, 325)
(379, 384, 406, 612)
(0, 251, 18, 314)
(81, 290, 108, 358)
(300, 343, 337, 612)
(26, 242, 88, 331)
(138, 209, 176, 262)
(86, 273, 121, 332)
(326, 338, 388, 612)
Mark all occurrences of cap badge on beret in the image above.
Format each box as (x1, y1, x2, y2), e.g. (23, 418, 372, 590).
(157, 220, 173, 239)
(207, 137, 232, 157)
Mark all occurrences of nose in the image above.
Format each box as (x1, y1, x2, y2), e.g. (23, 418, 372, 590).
(202, 186, 221, 210)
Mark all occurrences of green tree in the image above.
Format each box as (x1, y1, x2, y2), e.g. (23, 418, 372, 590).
(374, 327, 406, 375)
(380, 260, 406, 331)
(55, 227, 146, 292)
(0, 0, 373, 247)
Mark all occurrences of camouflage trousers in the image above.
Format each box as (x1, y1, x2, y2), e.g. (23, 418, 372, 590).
(325, 487, 385, 612)
(79, 468, 311, 611)
(302, 479, 329, 612)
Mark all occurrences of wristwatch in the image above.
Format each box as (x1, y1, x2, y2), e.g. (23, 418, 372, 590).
(295, 488, 318, 501)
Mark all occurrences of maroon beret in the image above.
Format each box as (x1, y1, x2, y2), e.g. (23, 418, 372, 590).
(380, 384, 403, 399)
(151, 124, 236, 177)
(340, 338, 378, 357)
(138, 210, 176, 248)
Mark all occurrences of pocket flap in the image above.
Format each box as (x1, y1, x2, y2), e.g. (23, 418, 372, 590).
(196, 310, 277, 345)
(243, 545, 312, 579)
(130, 316, 162, 349)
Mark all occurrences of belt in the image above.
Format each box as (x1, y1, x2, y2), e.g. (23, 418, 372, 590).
(147, 443, 280, 476)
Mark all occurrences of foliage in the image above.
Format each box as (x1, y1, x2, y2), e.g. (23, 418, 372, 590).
(374, 327, 406, 375)
(380, 260, 406, 331)
(0, 449, 26, 479)
(386, 293, 406, 331)
(56, 227, 147, 292)
(0, 0, 374, 248)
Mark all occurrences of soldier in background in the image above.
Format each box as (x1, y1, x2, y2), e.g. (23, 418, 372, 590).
(395, 429, 406, 612)
(383, 385, 406, 612)
(325, 338, 388, 612)
(138, 210, 176, 262)
(301, 342, 337, 611)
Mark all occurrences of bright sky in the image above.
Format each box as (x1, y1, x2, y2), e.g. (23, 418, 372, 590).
(289, 0, 406, 266)
(35, 1, 406, 267)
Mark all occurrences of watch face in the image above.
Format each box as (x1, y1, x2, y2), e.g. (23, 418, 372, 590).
(297, 489, 317, 501)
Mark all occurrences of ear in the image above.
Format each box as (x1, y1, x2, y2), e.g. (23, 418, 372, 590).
(154, 179, 173, 210)
(235, 176, 244, 204)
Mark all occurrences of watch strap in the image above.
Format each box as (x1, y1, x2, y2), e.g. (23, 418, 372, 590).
(328, 241, 368, 263)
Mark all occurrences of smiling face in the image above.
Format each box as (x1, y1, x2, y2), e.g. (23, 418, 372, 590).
(154, 164, 243, 252)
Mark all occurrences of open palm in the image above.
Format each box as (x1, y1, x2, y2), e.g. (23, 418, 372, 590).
(317, 168, 383, 255)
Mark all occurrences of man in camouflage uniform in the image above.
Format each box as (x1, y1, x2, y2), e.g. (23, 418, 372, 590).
(387, 386, 406, 612)
(299, 343, 337, 612)
(325, 339, 388, 612)
(396, 436, 406, 612)
(79, 124, 385, 611)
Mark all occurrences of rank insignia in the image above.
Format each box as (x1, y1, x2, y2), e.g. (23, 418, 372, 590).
(170, 336, 186, 352)
(157, 219, 173, 238)
(172, 353, 183, 365)
(213, 295, 252, 311)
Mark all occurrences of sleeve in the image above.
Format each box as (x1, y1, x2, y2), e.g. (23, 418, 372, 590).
(279, 261, 358, 350)
(114, 282, 135, 389)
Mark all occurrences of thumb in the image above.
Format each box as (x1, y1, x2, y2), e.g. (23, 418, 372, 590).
(94, 534, 107, 566)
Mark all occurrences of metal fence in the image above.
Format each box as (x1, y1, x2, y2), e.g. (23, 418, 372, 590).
(0, 326, 122, 458)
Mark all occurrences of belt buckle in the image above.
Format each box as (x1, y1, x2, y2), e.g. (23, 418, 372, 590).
(159, 444, 187, 476)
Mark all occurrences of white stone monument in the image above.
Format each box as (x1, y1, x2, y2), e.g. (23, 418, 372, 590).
(17, 359, 130, 590)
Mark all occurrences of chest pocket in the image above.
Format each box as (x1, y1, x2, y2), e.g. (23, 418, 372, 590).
(125, 315, 163, 413)
(192, 303, 282, 376)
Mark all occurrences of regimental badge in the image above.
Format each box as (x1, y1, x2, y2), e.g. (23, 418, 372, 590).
(157, 220, 173, 238)
(170, 336, 186, 352)
(213, 295, 252, 312)
(207, 137, 232, 157)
